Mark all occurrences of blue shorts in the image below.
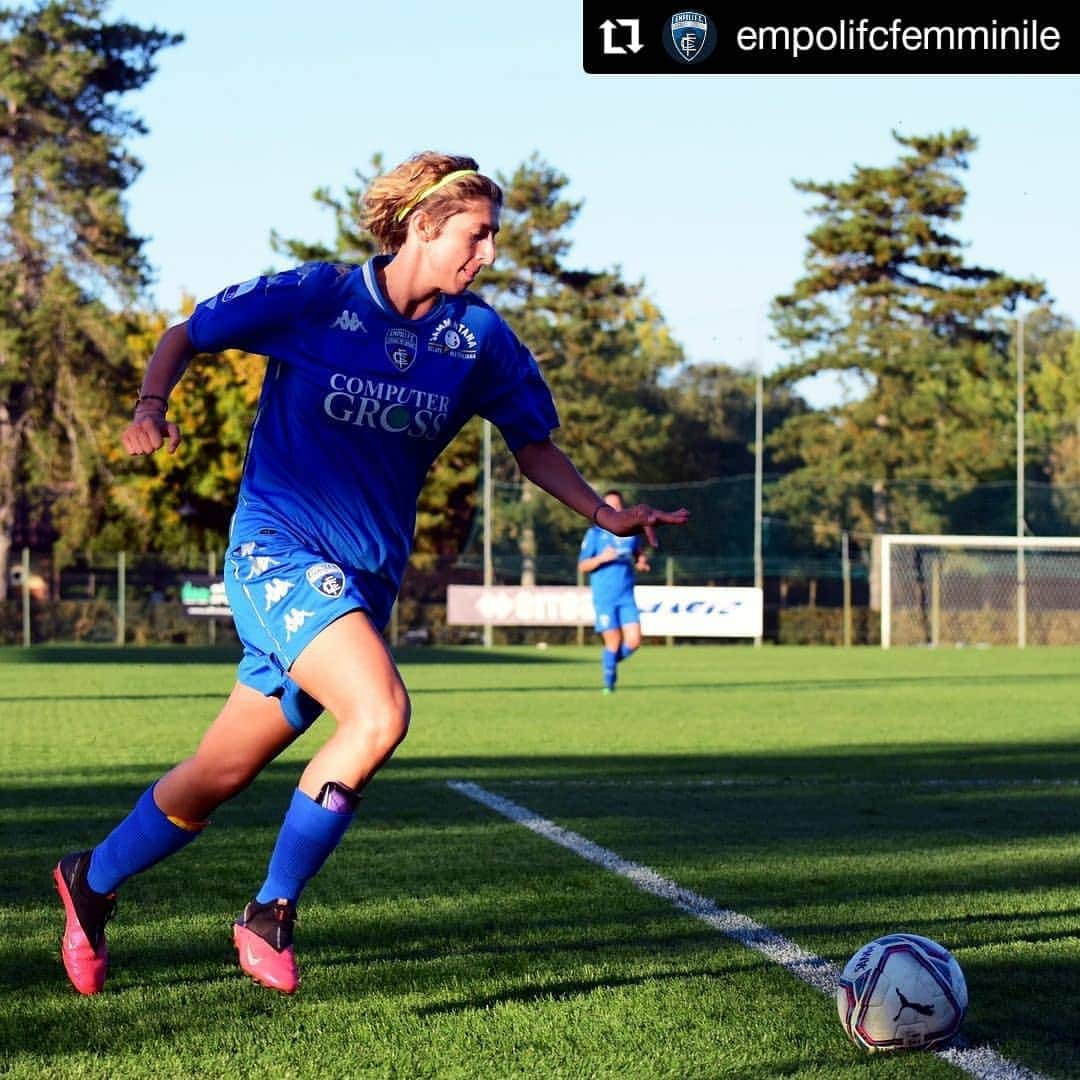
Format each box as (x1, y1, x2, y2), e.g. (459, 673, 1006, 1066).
(593, 596, 641, 634)
(225, 534, 394, 732)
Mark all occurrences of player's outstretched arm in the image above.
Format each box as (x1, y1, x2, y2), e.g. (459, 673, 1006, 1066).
(514, 438, 689, 548)
(122, 321, 198, 457)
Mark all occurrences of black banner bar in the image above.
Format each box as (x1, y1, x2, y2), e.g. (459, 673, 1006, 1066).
(583, 4, 1080, 75)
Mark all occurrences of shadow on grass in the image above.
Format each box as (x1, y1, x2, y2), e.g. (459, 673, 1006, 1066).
(0, 692, 228, 704)
(0, 644, 572, 667)
(3, 749, 1078, 1070)
(0, 644, 243, 665)
(5, 671, 1080, 704)
(413, 963, 751, 1016)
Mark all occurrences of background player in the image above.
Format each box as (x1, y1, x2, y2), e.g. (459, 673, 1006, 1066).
(578, 489, 651, 693)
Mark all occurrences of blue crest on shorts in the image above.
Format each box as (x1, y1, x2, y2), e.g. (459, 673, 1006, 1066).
(385, 328, 418, 373)
(305, 562, 345, 599)
(670, 11, 709, 62)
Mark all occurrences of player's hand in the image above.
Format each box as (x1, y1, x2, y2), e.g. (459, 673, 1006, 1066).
(598, 504, 689, 548)
(601, 545, 619, 563)
(123, 410, 181, 456)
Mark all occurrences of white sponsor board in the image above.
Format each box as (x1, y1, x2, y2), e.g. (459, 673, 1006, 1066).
(636, 585, 762, 638)
(446, 585, 762, 638)
(447, 585, 592, 626)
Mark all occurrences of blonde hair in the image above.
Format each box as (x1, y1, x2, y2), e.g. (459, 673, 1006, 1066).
(363, 152, 503, 253)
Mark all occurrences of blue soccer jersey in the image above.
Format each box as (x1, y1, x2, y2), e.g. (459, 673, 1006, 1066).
(580, 526, 642, 611)
(188, 257, 559, 617)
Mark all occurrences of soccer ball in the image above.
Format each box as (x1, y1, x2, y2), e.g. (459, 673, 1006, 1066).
(836, 933, 967, 1053)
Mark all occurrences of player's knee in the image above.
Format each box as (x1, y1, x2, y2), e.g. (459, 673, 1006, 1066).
(186, 753, 259, 804)
(340, 689, 411, 755)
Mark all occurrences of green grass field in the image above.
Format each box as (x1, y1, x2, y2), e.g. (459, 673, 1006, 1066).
(1, 644, 1078, 1079)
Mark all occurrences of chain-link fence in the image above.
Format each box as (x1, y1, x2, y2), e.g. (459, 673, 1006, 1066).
(2, 550, 237, 648)
(882, 536, 1080, 647)
(7, 475, 1080, 647)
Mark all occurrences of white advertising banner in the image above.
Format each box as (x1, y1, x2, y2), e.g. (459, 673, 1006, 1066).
(446, 585, 762, 638)
(635, 585, 762, 638)
(447, 585, 593, 627)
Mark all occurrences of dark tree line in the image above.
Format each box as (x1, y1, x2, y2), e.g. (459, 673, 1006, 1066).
(2, 3, 1076, 600)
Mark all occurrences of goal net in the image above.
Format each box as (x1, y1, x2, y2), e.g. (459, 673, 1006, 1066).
(880, 534, 1080, 648)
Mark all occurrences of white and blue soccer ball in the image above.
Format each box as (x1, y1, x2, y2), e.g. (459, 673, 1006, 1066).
(836, 933, 968, 1053)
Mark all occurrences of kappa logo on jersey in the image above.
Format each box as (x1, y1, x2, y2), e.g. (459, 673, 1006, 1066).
(266, 263, 320, 288)
(385, 328, 418, 372)
(331, 308, 367, 333)
(221, 276, 261, 303)
(427, 318, 478, 359)
(235, 543, 280, 581)
(305, 562, 345, 598)
(263, 578, 294, 610)
(283, 607, 316, 640)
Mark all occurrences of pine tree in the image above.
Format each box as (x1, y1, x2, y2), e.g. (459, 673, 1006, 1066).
(767, 130, 1045, 540)
(0, 0, 180, 596)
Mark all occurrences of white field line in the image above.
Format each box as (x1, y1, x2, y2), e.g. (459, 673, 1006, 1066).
(448, 780, 1051, 1080)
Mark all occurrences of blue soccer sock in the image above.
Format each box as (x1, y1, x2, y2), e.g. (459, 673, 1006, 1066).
(602, 648, 619, 689)
(87, 784, 206, 894)
(617, 643, 637, 662)
(255, 788, 355, 904)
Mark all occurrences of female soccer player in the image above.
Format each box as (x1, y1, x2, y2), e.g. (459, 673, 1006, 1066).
(54, 152, 689, 996)
(578, 489, 651, 693)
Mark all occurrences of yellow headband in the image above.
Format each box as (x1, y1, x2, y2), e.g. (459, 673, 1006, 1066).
(395, 169, 478, 223)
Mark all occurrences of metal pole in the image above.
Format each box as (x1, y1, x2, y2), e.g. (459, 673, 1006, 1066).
(880, 536, 892, 650)
(208, 550, 217, 646)
(665, 556, 675, 648)
(576, 566, 585, 647)
(930, 559, 941, 649)
(753, 364, 764, 647)
(116, 550, 126, 646)
(841, 532, 852, 648)
(1016, 316, 1026, 649)
(482, 419, 493, 648)
(21, 546, 31, 647)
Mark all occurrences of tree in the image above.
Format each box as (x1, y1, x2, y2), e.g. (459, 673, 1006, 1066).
(473, 156, 682, 583)
(767, 130, 1046, 541)
(101, 303, 267, 559)
(1023, 310, 1080, 530)
(660, 361, 809, 480)
(0, 0, 181, 596)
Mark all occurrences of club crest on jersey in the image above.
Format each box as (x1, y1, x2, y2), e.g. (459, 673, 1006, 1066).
(305, 562, 345, 599)
(427, 318, 478, 360)
(385, 328, 418, 372)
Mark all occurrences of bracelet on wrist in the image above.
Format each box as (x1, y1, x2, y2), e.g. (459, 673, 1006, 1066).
(591, 503, 608, 526)
(136, 393, 169, 412)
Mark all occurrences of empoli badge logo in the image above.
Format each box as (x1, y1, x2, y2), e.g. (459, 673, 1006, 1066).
(665, 11, 716, 64)
(385, 328, 418, 372)
(305, 562, 345, 599)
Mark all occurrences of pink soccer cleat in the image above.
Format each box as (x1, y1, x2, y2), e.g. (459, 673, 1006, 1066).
(233, 899, 299, 994)
(53, 851, 116, 996)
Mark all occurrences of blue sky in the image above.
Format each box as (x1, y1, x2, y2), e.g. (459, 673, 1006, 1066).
(112, 1, 1078, 405)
